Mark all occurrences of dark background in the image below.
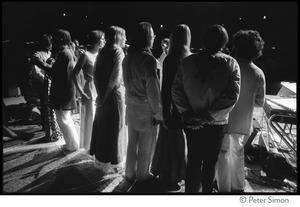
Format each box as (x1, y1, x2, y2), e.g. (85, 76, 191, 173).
(2, 2, 298, 96)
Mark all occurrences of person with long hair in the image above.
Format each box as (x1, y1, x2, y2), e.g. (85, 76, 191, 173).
(50, 29, 79, 151)
(72, 30, 105, 151)
(90, 26, 127, 173)
(152, 24, 191, 190)
(172, 25, 240, 193)
(123, 22, 163, 185)
(216, 30, 265, 193)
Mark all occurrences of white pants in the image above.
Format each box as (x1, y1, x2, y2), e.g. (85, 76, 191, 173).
(216, 133, 248, 192)
(55, 108, 79, 151)
(125, 125, 158, 181)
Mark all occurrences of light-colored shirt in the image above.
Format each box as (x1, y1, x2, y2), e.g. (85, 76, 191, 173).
(123, 50, 163, 130)
(226, 59, 265, 135)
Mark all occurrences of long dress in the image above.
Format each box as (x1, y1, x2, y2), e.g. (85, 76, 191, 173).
(151, 53, 187, 186)
(90, 45, 126, 172)
(79, 51, 98, 150)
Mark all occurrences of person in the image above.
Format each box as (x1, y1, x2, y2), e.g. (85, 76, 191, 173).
(151, 24, 191, 190)
(29, 34, 61, 142)
(90, 26, 126, 173)
(157, 38, 170, 88)
(122, 22, 163, 184)
(50, 29, 79, 151)
(216, 30, 266, 193)
(171, 24, 241, 193)
(72, 30, 105, 151)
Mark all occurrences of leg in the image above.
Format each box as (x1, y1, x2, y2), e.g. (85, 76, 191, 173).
(184, 129, 203, 193)
(230, 133, 246, 191)
(125, 125, 139, 182)
(136, 126, 157, 181)
(202, 125, 225, 193)
(55, 108, 79, 151)
(216, 133, 231, 192)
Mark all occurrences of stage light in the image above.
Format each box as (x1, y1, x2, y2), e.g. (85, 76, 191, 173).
(63, 13, 66, 17)
(85, 16, 88, 18)
(239, 17, 242, 20)
(263, 16, 267, 20)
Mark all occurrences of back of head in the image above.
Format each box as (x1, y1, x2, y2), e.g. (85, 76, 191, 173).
(169, 24, 191, 58)
(232, 30, 265, 60)
(104, 26, 125, 48)
(38, 34, 52, 51)
(87, 30, 105, 46)
(128, 22, 153, 54)
(203, 24, 228, 54)
(53, 29, 71, 47)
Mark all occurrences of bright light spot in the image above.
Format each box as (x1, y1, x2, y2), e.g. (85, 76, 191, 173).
(263, 15, 267, 19)
(63, 13, 66, 17)
(239, 17, 242, 20)
(85, 16, 88, 18)
(101, 22, 103, 24)
(272, 47, 276, 50)
(160, 24, 163, 28)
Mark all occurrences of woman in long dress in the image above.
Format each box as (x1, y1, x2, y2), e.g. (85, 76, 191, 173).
(151, 24, 191, 190)
(72, 30, 105, 150)
(90, 26, 127, 173)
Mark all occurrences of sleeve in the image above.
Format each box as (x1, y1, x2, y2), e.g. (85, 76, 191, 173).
(255, 71, 266, 107)
(207, 58, 241, 120)
(171, 61, 193, 114)
(72, 53, 87, 95)
(30, 53, 52, 71)
(108, 48, 124, 89)
(144, 56, 163, 120)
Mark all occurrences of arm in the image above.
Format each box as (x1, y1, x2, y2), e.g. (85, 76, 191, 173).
(30, 56, 53, 73)
(144, 56, 163, 121)
(255, 72, 266, 107)
(207, 58, 241, 121)
(100, 48, 124, 105)
(72, 53, 89, 99)
(171, 62, 194, 121)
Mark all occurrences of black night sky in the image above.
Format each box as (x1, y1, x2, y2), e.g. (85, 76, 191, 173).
(2, 2, 298, 95)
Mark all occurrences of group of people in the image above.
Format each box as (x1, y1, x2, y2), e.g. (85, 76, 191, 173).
(26, 21, 266, 193)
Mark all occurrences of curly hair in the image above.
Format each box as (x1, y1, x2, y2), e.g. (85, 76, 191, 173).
(233, 30, 265, 60)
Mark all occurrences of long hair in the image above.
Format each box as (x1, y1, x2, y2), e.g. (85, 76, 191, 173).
(168, 24, 191, 59)
(203, 24, 228, 54)
(128, 22, 153, 54)
(103, 26, 125, 48)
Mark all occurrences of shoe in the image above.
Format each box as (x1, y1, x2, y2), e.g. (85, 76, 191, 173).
(61, 145, 77, 152)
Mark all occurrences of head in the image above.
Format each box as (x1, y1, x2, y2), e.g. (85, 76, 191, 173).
(203, 24, 229, 54)
(73, 39, 79, 47)
(52, 29, 72, 51)
(103, 26, 126, 49)
(161, 38, 170, 54)
(87, 30, 105, 50)
(38, 34, 52, 51)
(128, 22, 155, 53)
(168, 24, 191, 58)
(70, 41, 76, 52)
(232, 30, 265, 61)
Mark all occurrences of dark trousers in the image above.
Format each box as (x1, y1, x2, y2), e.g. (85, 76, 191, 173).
(184, 124, 226, 193)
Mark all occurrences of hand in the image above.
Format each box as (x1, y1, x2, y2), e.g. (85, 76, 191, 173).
(81, 93, 91, 104)
(153, 118, 162, 126)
